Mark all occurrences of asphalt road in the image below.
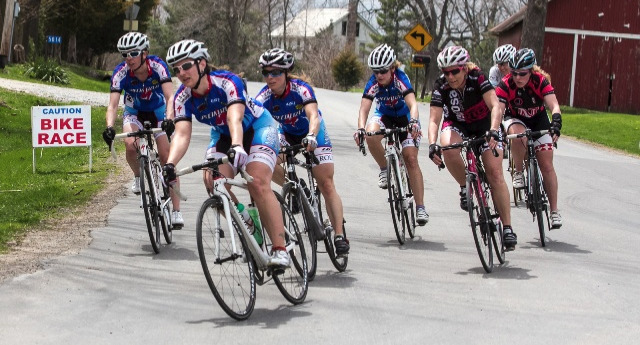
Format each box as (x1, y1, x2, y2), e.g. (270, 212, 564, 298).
(1, 81, 639, 344)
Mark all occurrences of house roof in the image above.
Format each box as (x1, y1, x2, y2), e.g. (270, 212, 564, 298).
(271, 8, 378, 38)
(489, 6, 527, 35)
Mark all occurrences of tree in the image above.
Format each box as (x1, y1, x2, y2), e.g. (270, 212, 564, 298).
(331, 48, 364, 91)
(371, 0, 411, 61)
(520, 0, 547, 60)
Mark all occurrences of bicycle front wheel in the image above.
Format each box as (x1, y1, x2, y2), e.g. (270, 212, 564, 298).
(399, 155, 416, 238)
(317, 190, 348, 272)
(531, 161, 547, 247)
(151, 159, 172, 244)
(388, 156, 406, 245)
(282, 183, 317, 282)
(273, 191, 308, 305)
(487, 185, 505, 264)
(197, 197, 256, 320)
(140, 157, 161, 253)
(467, 176, 493, 273)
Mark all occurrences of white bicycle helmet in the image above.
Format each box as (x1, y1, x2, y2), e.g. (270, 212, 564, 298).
(166, 39, 211, 66)
(436, 46, 469, 69)
(259, 48, 294, 70)
(368, 44, 396, 70)
(117, 32, 149, 53)
(493, 44, 516, 64)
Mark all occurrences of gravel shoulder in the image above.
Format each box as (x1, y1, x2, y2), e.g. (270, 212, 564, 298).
(0, 77, 123, 283)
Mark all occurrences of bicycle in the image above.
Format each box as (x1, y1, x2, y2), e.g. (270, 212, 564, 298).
(280, 143, 348, 281)
(439, 136, 505, 273)
(506, 129, 552, 247)
(175, 157, 308, 320)
(110, 121, 172, 254)
(366, 127, 416, 245)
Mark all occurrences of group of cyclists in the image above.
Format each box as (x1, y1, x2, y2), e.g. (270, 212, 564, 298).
(102, 31, 563, 268)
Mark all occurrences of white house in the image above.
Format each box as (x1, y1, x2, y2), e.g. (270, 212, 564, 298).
(270, 8, 379, 60)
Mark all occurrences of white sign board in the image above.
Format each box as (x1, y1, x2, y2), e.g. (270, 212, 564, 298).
(31, 105, 92, 147)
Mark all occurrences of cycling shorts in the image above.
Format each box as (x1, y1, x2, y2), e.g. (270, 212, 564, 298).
(441, 120, 504, 154)
(122, 105, 167, 140)
(367, 111, 421, 149)
(282, 120, 333, 166)
(503, 117, 554, 152)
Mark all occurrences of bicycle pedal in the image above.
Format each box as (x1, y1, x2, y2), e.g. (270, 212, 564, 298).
(269, 267, 286, 276)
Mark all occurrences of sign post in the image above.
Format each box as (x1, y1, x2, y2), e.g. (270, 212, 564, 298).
(31, 105, 93, 173)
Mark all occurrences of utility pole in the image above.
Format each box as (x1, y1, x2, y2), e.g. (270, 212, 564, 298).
(0, 0, 17, 68)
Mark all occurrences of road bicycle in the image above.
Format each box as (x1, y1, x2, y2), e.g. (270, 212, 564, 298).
(175, 157, 308, 320)
(506, 129, 552, 247)
(280, 143, 348, 281)
(439, 136, 505, 273)
(111, 121, 172, 253)
(366, 127, 416, 245)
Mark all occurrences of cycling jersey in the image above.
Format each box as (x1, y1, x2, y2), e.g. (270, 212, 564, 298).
(255, 78, 323, 136)
(110, 55, 172, 113)
(174, 70, 268, 136)
(431, 67, 493, 130)
(362, 69, 414, 117)
(495, 71, 555, 123)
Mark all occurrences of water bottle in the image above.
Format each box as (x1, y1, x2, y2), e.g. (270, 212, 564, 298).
(247, 206, 263, 246)
(236, 203, 254, 233)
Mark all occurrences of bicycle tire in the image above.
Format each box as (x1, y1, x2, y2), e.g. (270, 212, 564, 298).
(317, 190, 348, 272)
(140, 157, 161, 253)
(387, 156, 406, 245)
(272, 191, 308, 304)
(152, 159, 172, 244)
(487, 184, 505, 264)
(467, 175, 493, 273)
(282, 183, 317, 282)
(196, 197, 256, 320)
(399, 154, 416, 238)
(531, 160, 546, 247)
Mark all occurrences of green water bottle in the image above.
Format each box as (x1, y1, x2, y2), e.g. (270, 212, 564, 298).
(236, 203, 254, 231)
(247, 206, 263, 246)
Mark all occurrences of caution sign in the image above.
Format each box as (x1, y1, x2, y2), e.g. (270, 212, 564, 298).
(404, 24, 432, 52)
(32, 105, 92, 147)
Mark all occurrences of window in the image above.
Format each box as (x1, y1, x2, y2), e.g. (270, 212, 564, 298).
(342, 22, 361, 37)
(356, 22, 360, 37)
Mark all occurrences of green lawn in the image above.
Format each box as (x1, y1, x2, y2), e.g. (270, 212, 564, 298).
(0, 88, 118, 252)
(1, 62, 111, 93)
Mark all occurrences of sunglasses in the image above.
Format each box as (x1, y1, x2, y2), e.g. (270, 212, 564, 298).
(262, 69, 285, 77)
(173, 61, 196, 75)
(442, 66, 464, 76)
(512, 70, 531, 77)
(373, 68, 389, 75)
(121, 51, 142, 58)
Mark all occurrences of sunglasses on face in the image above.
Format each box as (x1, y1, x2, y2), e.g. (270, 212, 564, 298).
(498, 62, 508, 67)
(173, 61, 196, 75)
(442, 66, 464, 76)
(512, 70, 531, 77)
(121, 51, 142, 58)
(373, 68, 389, 75)
(262, 69, 285, 77)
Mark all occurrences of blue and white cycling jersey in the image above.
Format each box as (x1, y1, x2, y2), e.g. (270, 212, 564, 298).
(255, 78, 323, 136)
(362, 69, 415, 118)
(110, 55, 172, 113)
(173, 70, 267, 135)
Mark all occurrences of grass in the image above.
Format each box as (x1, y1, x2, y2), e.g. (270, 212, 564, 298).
(0, 88, 119, 252)
(561, 106, 640, 156)
(0, 62, 111, 93)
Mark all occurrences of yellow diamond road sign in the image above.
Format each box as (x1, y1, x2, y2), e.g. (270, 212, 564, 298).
(404, 24, 432, 52)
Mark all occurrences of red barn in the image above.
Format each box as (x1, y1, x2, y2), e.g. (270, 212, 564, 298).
(490, 1, 640, 114)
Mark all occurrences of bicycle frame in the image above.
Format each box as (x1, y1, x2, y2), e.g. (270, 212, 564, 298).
(374, 128, 414, 210)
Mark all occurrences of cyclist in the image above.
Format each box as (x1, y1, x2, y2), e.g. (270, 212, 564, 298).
(102, 32, 183, 229)
(354, 44, 430, 226)
(488, 44, 516, 87)
(161, 39, 290, 266)
(495, 48, 563, 228)
(255, 48, 350, 255)
(427, 46, 517, 250)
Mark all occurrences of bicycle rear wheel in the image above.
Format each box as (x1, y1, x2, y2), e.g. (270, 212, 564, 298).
(196, 197, 256, 320)
(152, 159, 172, 244)
(282, 183, 317, 282)
(140, 157, 161, 253)
(272, 191, 308, 304)
(467, 176, 493, 273)
(387, 156, 406, 245)
(317, 191, 348, 272)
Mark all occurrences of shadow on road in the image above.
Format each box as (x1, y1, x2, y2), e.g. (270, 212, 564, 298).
(456, 264, 538, 280)
(187, 305, 312, 327)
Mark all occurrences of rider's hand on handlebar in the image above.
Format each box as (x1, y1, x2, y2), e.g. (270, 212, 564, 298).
(354, 128, 366, 146)
(428, 143, 443, 167)
(304, 133, 318, 151)
(161, 119, 175, 138)
(227, 145, 248, 169)
(163, 163, 177, 186)
(408, 119, 422, 138)
(102, 127, 116, 147)
(485, 129, 500, 150)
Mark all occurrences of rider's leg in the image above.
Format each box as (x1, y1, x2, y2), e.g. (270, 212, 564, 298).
(156, 134, 181, 210)
(313, 163, 344, 236)
(402, 146, 424, 206)
(537, 149, 559, 211)
(482, 148, 511, 227)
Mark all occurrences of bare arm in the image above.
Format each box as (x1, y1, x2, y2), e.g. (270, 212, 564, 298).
(304, 102, 320, 136)
(404, 92, 420, 122)
(166, 120, 192, 165)
(428, 105, 444, 166)
(357, 97, 373, 129)
(161, 82, 175, 120)
(105, 92, 122, 128)
(227, 103, 245, 146)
